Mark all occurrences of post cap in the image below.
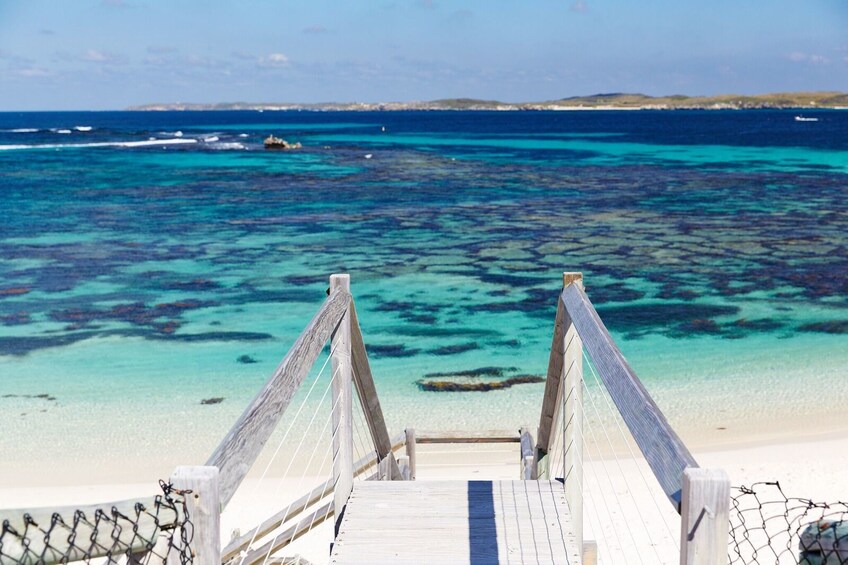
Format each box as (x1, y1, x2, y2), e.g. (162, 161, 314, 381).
(563, 272, 584, 289)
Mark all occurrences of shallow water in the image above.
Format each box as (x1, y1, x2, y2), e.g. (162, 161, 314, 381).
(0, 110, 846, 482)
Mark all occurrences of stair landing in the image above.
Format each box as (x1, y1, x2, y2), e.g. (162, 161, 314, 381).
(330, 480, 581, 564)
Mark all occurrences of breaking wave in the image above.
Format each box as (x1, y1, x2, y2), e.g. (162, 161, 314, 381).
(0, 138, 198, 151)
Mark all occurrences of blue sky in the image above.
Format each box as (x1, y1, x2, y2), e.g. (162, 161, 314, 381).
(0, 0, 846, 110)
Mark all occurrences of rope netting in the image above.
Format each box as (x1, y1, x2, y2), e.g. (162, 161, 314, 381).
(729, 481, 848, 564)
(0, 481, 193, 564)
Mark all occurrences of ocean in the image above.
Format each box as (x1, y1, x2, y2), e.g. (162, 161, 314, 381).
(0, 109, 846, 485)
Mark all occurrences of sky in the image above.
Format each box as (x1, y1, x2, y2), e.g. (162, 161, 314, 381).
(0, 0, 846, 110)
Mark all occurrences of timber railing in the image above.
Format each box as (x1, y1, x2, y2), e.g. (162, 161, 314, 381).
(534, 272, 731, 565)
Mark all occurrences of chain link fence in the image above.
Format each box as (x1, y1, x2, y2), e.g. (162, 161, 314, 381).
(729, 482, 848, 564)
(0, 480, 194, 564)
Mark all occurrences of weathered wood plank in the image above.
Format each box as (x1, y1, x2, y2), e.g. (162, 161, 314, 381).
(331, 274, 353, 529)
(561, 282, 698, 508)
(535, 291, 567, 478)
(680, 468, 731, 565)
(0, 495, 181, 563)
(206, 287, 351, 508)
(562, 291, 584, 561)
(167, 466, 220, 565)
(405, 428, 416, 480)
(519, 426, 534, 480)
(415, 430, 521, 443)
(397, 455, 411, 480)
(349, 299, 402, 480)
(332, 480, 581, 564)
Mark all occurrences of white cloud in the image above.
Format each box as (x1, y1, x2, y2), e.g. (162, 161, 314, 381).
(84, 49, 110, 62)
(16, 67, 51, 77)
(788, 51, 829, 65)
(258, 53, 291, 68)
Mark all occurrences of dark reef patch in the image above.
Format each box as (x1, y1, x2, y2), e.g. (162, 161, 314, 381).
(489, 339, 521, 348)
(427, 342, 479, 356)
(0, 328, 273, 356)
(49, 299, 217, 330)
(368, 344, 421, 358)
(424, 366, 518, 379)
(284, 275, 322, 286)
(159, 279, 222, 292)
(728, 318, 785, 332)
(0, 332, 99, 356)
(798, 320, 848, 334)
(2, 393, 57, 402)
(596, 302, 740, 338)
(674, 319, 722, 335)
(417, 375, 544, 392)
(0, 312, 31, 326)
(201, 397, 224, 405)
(417, 365, 542, 392)
(591, 283, 646, 304)
(376, 325, 501, 339)
(400, 312, 438, 324)
(237, 354, 258, 364)
(0, 287, 30, 297)
(656, 284, 700, 301)
(478, 272, 547, 287)
(151, 331, 272, 342)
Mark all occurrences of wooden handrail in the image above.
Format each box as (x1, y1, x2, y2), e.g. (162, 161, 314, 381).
(415, 430, 522, 443)
(207, 287, 352, 508)
(0, 496, 181, 563)
(560, 282, 698, 508)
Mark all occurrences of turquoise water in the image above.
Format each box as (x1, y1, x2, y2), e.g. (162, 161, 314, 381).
(0, 110, 846, 483)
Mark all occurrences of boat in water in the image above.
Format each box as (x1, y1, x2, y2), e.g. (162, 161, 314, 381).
(264, 135, 302, 149)
(794, 115, 819, 122)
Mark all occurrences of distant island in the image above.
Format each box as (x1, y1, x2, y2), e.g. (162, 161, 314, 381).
(128, 91, 848, 112)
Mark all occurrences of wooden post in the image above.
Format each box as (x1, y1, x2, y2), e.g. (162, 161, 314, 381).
(331, 274, 353, 529)
(168, 466, 221, 565)
(519, 426, 534, 481)
(679, 468, 731, 565)
(405, 428, 416, 480)
(563, 272, 584, 561)
(397, 455, 412, 480)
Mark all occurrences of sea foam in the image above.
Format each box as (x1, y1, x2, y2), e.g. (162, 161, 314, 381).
(207, 142, 246, 150)
(0, 138, 198, 151)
